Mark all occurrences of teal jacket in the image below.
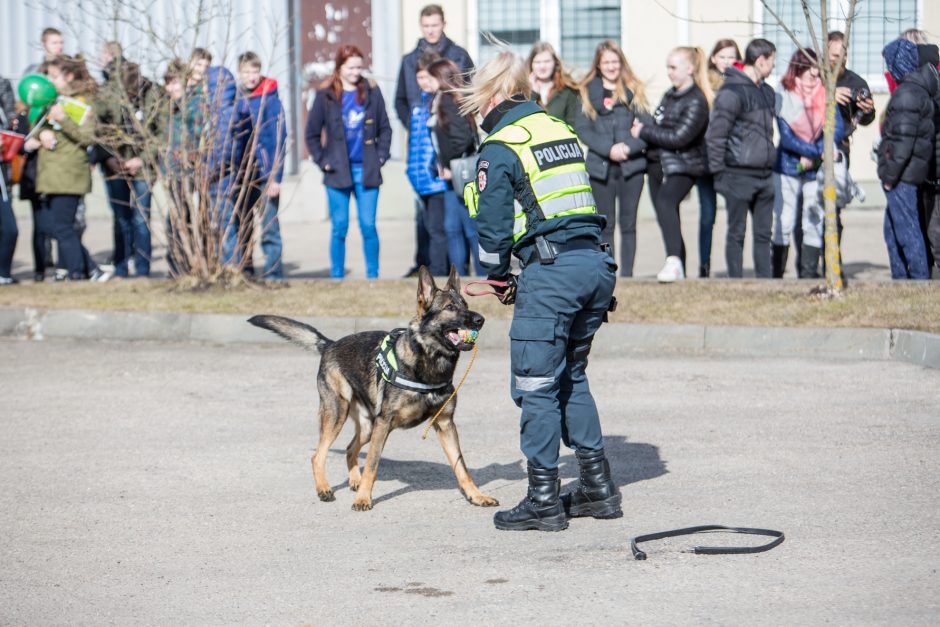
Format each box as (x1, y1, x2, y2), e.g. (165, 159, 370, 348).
(473, 99, 605, 277)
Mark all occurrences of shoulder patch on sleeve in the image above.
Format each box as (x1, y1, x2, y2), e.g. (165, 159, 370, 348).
(477, 159, 489, 191)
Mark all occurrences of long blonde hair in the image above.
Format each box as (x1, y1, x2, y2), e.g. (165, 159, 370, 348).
(457, 46, 531, 118)
(672, 46, 714, 107)
(580, 40, 647, 120)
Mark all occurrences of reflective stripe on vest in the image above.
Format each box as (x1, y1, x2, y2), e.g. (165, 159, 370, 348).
(465, 112, 596, 242)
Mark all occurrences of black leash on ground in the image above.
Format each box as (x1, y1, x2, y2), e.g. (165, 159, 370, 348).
(631, 525, 785, 560)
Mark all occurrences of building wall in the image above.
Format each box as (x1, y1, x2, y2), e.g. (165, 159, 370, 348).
(405, 0, 934, 183)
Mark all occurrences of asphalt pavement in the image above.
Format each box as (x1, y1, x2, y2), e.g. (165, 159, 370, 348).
(2, 337, 938, 624)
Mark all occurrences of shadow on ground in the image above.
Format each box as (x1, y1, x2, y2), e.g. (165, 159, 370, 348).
(328, 434, 667, 506)
(843, 261, 889, 278)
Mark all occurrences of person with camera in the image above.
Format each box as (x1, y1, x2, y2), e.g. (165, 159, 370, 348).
(827, 32, 875, 166)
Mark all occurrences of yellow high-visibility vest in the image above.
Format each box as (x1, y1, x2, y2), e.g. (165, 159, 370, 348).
(464, 112, 596, 242)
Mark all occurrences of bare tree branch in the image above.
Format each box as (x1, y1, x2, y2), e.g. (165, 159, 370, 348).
(800, 0, 822, 55)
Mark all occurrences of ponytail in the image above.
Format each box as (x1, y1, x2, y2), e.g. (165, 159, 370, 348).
(674, 46, 713, 107)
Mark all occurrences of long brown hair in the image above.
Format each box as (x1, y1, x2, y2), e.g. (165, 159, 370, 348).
(526, 41, 577, 104)
(707, 39, 742, 72)
(46, 54, 98, 97)
(321, 44, 366, 104)
(579, 40, 647, 120)
(427, 58, 476, 133)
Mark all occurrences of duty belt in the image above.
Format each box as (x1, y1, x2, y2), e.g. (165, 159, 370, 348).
(520, 236, 606, 267)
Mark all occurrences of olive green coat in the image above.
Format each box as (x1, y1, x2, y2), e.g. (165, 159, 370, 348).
(544, 86, 581, 130)
(35, 93, 95, 195)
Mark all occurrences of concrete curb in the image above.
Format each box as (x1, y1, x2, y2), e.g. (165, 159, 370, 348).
(0, 307, 937, 369)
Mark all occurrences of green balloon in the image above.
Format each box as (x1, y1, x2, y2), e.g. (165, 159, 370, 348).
(18, 74, 57, 108)
(28, 106, 46, 126)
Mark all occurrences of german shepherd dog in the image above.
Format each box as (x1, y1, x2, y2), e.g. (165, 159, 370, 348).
(248, 266, 499, 511)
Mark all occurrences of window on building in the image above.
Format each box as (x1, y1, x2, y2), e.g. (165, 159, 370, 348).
(848, 0, 919, 81)
(759, 0, 919, 91)
(477, 0, 541, 63)
(560, 0, 621, 71)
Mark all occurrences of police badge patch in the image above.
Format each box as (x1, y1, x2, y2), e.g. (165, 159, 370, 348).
(477, 160, 489, 192)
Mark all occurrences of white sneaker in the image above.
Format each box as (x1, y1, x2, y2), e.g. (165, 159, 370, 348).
(656, 256, 685, 283)
(90, 266, 114, 283)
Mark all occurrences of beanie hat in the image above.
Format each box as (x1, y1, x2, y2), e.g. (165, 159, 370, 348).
(883, 38, 919, 82)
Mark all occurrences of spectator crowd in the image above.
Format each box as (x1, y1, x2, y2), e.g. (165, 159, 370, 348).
(0, 5, 938, 285)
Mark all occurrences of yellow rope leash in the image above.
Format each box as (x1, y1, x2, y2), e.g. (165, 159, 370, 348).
(421, 342, 478, 440)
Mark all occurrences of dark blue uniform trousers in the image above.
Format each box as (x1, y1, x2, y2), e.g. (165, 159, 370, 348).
(509, 248, 617, 469)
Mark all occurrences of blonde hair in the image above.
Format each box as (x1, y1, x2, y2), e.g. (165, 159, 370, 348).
(580, 40, 648, 120)
(457, 47, 530, 117)
(901, 28, 928, 44)
(672, 46, 714, 107)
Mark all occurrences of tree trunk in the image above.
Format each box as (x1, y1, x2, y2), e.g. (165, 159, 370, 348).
(821, 80, 843, 294)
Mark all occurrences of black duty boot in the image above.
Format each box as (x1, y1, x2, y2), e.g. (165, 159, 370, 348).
(561, 448, 623, 519)
(698, 263, 710, 278)
(771, 244, 789, 278)
(799, 245, 821, 279)
(493, 464, 568, 531)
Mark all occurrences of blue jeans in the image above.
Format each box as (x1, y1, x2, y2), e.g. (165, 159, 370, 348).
(443, 189, 483, 276)
(105, 178, 152, 277)
(326, 164, 379, 278)
(243, 183, 284, 279)
(696, 174, 717, 268)
(884, 182, 929, 279)
(214, 176, 244, 267)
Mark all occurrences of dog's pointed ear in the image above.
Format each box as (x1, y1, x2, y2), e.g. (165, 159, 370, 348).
(416, 265, 437, 314)
(444, 264, 461, 294)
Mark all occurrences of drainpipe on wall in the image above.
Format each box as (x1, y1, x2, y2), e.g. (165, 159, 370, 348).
(287, 0, 302, 175)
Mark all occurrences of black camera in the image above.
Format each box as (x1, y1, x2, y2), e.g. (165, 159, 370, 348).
(852, 87, 872, 101)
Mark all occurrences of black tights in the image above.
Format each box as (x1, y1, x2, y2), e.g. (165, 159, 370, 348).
(647, 161, 695, 267)
(589, 167, 644, 277)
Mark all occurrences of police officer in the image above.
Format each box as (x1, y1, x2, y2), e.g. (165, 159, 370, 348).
(460, 49, 620, 531)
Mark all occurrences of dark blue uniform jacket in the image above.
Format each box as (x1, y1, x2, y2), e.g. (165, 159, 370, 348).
(474, 100, 606, 278)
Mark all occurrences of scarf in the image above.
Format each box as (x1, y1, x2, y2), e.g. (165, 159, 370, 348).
(778, 74, 825, 143)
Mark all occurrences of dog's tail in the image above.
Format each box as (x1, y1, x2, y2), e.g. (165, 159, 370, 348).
(248, 315, 333, 353)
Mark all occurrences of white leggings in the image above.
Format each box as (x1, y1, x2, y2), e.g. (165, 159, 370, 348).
(772, 173, 823, 248)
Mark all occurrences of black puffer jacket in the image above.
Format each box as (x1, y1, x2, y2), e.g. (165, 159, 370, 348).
(878, 62, 939, 186)
(930, 78, 940, 183)
(705, 66, 775, 175)
(575, 76, 647, 180)
(430, 92, 477, 165)
(640, 83, 709, 177)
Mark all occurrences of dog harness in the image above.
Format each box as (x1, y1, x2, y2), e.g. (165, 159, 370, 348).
(375, 329, 453, 394)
